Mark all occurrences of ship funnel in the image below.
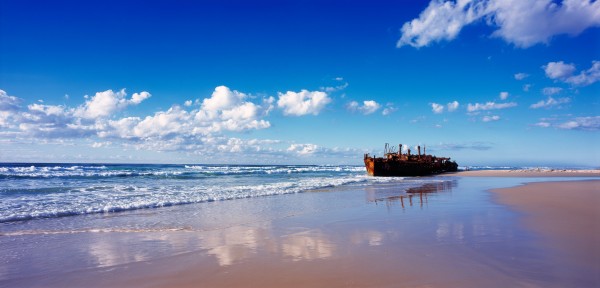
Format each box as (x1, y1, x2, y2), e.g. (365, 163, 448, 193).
(418, 145, 421, 157)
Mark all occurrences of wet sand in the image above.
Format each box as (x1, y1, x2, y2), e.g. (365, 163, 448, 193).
(491, 180, 600, 278)
(2, 176, 600, 287)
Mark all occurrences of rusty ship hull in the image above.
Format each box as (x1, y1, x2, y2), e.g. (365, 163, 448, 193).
(364, 143, 458, 177)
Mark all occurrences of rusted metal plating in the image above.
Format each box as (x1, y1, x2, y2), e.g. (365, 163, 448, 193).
(364, 143, 458, 176)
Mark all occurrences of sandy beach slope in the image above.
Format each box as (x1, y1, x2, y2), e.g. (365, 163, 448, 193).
(455, 169, 600, 177)
(491, 180, 600, 274)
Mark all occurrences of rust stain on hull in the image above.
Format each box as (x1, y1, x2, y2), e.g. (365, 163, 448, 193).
(364, 143, 458, 177)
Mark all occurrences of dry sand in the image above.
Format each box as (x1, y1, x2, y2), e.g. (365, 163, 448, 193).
(491, 180, 600, 274)
(455, 169, 600, 177)
(463, 170, 600, 276)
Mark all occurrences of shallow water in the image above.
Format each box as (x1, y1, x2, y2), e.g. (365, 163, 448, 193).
(0, 163, 372, 223)
(0, 175, 597, 287)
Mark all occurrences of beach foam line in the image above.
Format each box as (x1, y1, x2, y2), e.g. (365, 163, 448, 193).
(0, 175, 379, 223)
(0, 227, 196, 236)
(0, 164, 365, 178)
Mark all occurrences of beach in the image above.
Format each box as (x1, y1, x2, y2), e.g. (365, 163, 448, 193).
(456, 169, 600, 177)
(3, 0, 600, 287)
(492, 180, 600, 277)
(1, 167, 599, 287)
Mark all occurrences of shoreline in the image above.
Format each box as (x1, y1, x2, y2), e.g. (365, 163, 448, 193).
(490, 180, 600, 282)
(453, 169, 600, 177)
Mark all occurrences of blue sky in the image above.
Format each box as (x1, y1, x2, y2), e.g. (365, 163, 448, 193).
(1, 0, 599, 167)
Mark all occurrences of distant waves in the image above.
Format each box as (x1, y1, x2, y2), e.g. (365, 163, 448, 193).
(0, 163, 376, 223)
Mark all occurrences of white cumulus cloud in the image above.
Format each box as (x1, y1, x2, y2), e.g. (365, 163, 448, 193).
(543, 61, 577, 80)
(514, 73, 529, 80)
(382, 103, 398, 116)
(132, 106, 191, 138)
(557, 116, 600, 130)
(91, 141, 112, 148)
(564, 61, 600, 86)
(398, 0, 486, 48)
(398, 0, 600, 48)
(0, 86, 272, 147)
(482, 115, 500, 122)
(467, 101, 517, 112)
(0, 90, 22, 128)
(530, 96, 571, 109)
(542, 87, 563, 96)
(533, 116, 600, 131)
(287, 143, 319, 155)
(431, 102, 444, 114)
(544, 60, 600, 86)
(447, 101, 459, 112)
(0, 90, 21, 112)
(321, 82, 348, 93)
(201, 86, 246, 112)
(193, 86, 272, 133)
(431, 101, 459, 114)
(499, 92, 509, 100)
(0, 87, 368, 162)
(74, 89, 151, 119)
(277, 90, 331, 116)
(348, 100, 381, 115)
(534, 121, 551, 128)
(130, 92, 151, 105)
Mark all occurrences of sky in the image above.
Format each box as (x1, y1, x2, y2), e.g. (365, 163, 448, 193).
(0, 0, 599, 167)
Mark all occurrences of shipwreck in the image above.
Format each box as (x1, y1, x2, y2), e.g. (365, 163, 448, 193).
(364, 143, 458, 176)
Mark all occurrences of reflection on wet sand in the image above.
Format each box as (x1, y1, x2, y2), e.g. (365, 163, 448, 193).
(201, 225, 274, 266)
(281, 231, 334, 261)
(367, 180, 457, 208)
(350, 230, 384, 246)
(82, 181, 461, 268)
(80, 225, 338, 269)
(75, 220, 336, 269)
(202, 226, 335, 265)
(93, 225, 336, 267)
(89, 237, 147, 267)
(436, 221, 465, 243)
(87, 231, 206, 268)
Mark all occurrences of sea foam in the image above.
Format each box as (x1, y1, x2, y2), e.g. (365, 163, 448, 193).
(0, 163, 387, 223)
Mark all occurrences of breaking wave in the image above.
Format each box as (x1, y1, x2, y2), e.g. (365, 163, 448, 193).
(0, 163, 390, 223)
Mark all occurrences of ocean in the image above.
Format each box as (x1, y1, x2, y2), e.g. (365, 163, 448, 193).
(0, 163, 403, 224)
(1, 162, 588, 225)
(3, 162, 584, 225)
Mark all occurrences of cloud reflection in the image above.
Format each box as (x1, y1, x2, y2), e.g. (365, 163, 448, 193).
(201, 225, 272, 266)
(436, 222, 465, 243)
(281, 231, 334, 261)
(88, 236, 148, 267)
(351, 230, 384, 246)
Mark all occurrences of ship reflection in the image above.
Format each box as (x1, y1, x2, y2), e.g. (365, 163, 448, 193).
(367, 180, 457, 209)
